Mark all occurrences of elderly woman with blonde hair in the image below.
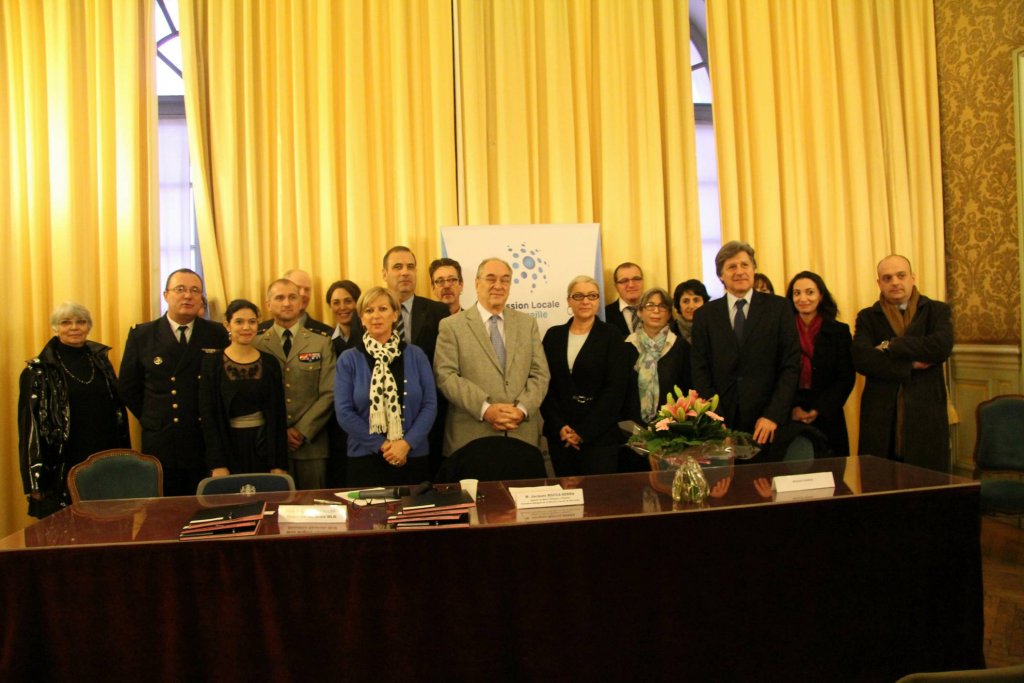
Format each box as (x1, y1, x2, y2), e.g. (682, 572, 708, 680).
(18, 302, 130, 517)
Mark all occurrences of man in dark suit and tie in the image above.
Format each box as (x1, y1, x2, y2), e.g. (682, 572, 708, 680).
(434, 258, 550, 456)
(691, 241, 800, 454)
(382, 246, 450, 363)
(254, 279, 336, 489)
(119, 268, 229, 495)
(604, 262, 645, 336)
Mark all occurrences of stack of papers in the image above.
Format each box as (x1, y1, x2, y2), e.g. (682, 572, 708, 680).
(387, 489, 476, 529)
(179, 501, 266, 540)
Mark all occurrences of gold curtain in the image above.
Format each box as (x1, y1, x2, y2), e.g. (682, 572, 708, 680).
(0, 0, 156, 537)
(179, 0, 458, 319)
(455, 0, 702, 292)
(707, 0, 945, 453)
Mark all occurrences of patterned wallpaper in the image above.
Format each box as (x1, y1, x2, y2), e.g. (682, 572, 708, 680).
(936, 0, 1024, 344)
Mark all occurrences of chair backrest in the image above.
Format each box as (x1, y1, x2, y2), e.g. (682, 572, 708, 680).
(67, 450, 163, 503)
(196, 473, 296, 496)
(438, 436, 548, 482)
(974, 394, 1024, 473)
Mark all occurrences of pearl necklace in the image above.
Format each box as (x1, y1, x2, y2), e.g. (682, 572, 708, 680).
(56, 350, 96, 385)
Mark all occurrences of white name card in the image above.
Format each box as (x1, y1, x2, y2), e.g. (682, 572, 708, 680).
(771, 471, 835, 494)
(508, 485, 585, 509)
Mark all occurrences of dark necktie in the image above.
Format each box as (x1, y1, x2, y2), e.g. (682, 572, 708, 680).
(626, 306, 641, 332)
(177, 325, 188, 345)
(282, 329, 293, 358)
(396, 309, 407, 343)
(734, 299, 747, 341)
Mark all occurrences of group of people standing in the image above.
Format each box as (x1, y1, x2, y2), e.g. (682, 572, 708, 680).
(17, 241, 953, 518)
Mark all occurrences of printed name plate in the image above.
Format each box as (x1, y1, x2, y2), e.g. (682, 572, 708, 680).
(509, 487, 585, 509)
(771, 471, 835, 494)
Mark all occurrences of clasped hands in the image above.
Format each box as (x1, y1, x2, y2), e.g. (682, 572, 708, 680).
(559, 425, 582, 450)
(484, 403, 525, 432)
(381, 439, 410, 467)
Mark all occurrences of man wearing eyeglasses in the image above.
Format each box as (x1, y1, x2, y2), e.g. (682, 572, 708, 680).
(382, 246, 450, 365)
(690, 242, 800, 455)
(605, 262, 645, 336)
(119, 268, 229, 495)
(429, 258, 464, 316)
(434, 258, 550, 456)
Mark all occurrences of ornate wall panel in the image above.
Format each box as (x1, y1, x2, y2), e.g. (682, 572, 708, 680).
(935, 0, 1024, 344)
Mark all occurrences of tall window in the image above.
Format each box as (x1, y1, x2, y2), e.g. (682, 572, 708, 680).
(690, 0, 723, 298)
(155, 0, 200, 307)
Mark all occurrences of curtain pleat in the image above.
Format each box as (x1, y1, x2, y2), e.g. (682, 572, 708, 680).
(179, 0, 458, 319)
(0, 0, 156, 535)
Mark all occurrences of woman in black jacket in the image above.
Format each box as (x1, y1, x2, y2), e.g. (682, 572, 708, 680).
(18, 302, 130, 517)
(785, 271, 855, 455)
(541, 276, 630, 476)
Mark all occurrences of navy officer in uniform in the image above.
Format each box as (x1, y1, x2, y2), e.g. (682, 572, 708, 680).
(119, 268, 229, 496)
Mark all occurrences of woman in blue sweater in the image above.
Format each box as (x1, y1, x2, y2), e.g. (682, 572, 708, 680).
(334, 286, 437, 486)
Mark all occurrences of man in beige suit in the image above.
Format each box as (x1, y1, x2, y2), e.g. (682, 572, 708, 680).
(254, 279, 336, 488)
(434, 258, 550, 456)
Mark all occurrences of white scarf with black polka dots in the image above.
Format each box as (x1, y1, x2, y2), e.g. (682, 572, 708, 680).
(364, 332, 404, 440)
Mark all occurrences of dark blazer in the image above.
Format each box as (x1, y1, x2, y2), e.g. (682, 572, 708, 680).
(407, 295, 450, 363)
(691, 292, 800, 435)
(604, 301, 631, 337)
(852, 296, 953, 472)
(793, 318, 855, 456)
(118, 315, 229, 469)
(623, 331, 693, 424)
(541, 319, 629, 446)
(331, 318, 364, 358)
(198, 350, 288, 472)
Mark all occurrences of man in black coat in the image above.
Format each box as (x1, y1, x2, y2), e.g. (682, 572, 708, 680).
(691, 241, 800, 456)
(852, 255, 953, 472)
(119, 268, 229, 495)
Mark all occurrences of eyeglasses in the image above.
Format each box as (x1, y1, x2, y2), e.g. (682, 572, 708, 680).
(642, 302, 670, 311)
(482, 276, 512, 286)
(432, 277, 461, 287)
(167, 286, 202, 295)
(616, 276, 643, 285)
(58, 319, 89, 328)
(569, 293, 600, 302)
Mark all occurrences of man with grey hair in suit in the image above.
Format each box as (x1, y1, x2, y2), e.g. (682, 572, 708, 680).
(434, 258, 550, 456)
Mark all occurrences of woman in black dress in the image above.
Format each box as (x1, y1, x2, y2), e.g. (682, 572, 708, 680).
(785, 271, 855, 455)
(541, 276, 630, 476)
(18, 302, 131, 517)
(325, 280, 362, 486)
(199, 299, 288, 476)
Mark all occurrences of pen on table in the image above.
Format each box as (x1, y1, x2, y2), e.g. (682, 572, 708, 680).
(312, 498, 346, 506)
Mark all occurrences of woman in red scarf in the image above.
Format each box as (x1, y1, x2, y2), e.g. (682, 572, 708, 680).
(785, 271, 855, 455)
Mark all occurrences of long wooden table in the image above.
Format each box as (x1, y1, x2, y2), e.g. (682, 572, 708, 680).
(0, 456, 983, 682)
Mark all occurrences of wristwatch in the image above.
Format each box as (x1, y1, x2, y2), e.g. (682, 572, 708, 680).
(878, 340, 891, 352)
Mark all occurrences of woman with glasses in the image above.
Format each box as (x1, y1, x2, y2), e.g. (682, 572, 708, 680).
(623, 288, 693, 469)
(541, 276, 630, 476)
(18, 302, 131, 517)
(199, 299, 289, 478)
(785, 271, 855, 455)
